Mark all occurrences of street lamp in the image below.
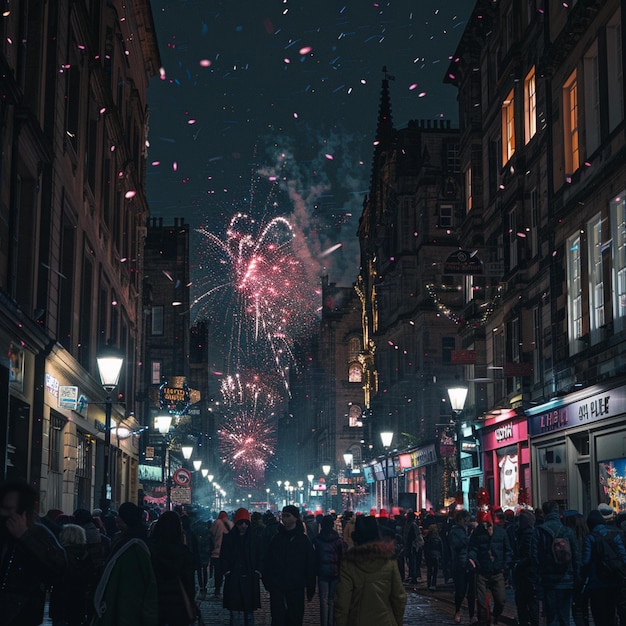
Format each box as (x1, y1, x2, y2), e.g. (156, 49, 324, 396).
(96, 346, 124, 515)
(297, 480, 304, 505)
(322, 465, 331, 511)
(448, 386, 468, 499)
(380, 431, 394, 449)
(193, 459, 202, 471)
(266, 487, 270, 510)
(181, 445, 194, 460)
(380, 432, 395, 511)
(201, 468, 208, 478)
(154, 413, 173, 510)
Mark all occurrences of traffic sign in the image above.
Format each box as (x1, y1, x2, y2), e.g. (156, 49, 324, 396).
(173, 468, 191, 486)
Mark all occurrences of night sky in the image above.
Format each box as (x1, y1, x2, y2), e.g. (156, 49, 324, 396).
(146, 0, 473, 288)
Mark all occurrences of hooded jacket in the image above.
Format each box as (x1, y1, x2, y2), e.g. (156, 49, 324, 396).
(313, 527, 344, 579)
(334, 541, 406, 626)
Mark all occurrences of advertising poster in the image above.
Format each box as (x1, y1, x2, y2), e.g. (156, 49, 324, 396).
(599, 457, 626, 512)
(498, 452, 519, 511)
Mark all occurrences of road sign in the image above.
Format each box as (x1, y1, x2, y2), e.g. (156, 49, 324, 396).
(173, 468, 191, 486)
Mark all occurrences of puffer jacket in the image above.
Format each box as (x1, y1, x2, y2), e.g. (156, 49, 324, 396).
(530, 511, 580, 590)
(313, 528, 344, 579)
(582, 523, 626, 591)
(468, 522, 512, 577)
(334, 541, 406, 626)
(447, 523, 469, 570)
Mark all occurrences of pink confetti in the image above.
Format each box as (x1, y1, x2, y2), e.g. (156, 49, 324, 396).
(99, 107, 106, 115)
(418, 92, 427, 97)
(125, 190, 136, 199)
(299, 46, 312, 55)
(173, 162, 178, 171)
(409, 83, 418, 90)
(187, 119, 197, 125)
(283, 58, 291, 64)
(151, 161, 160, 166)
(293, 112, 298, 119)
(199, 59, 212, 67)
(324, 154, 334, 160)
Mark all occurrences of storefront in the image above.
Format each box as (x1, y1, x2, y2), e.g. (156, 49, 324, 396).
(481, 409, 530, 511)
(527, 382, 626, 514)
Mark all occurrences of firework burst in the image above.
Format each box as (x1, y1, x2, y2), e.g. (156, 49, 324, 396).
(193, 211, 318, 393)
(218, 373, 277, 488)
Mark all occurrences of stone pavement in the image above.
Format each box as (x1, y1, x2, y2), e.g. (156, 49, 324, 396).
(196, 583, 462, 625)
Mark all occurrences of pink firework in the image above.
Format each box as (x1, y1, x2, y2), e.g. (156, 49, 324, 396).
(218, 373, 277, 488)
(193, 213, 317, 392)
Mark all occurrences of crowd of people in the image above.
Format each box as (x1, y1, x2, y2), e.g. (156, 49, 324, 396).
(2, 477, 626, 626)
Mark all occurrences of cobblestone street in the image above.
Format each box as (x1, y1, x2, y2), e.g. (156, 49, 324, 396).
(196, 581, 468, 626)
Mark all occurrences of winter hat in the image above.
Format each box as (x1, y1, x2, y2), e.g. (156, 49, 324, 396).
(597, 503, 615, 522)
(118, 502, 143, 528)
(218, 511, 229, 521)
(320, 515, 334, 532)
(517, 508, 535, 527)
(282, 505, 300, 519)
(73, 508, 93, 525)
(234, 508, 251, 524)
(477, 510, 493, 525)
(587, 509, 605, 530)
(352, 515, 381, 545)
(378, 508, 389, 518)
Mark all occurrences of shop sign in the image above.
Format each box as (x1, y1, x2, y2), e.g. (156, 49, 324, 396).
(410, 443, 437, 468)
(495, 422, 514, 442)
(138, 464, 162, 482)
(58, 386, 79, 410)
(170, 485, 191, 505)
(528, 386, 626, 436)
(45, 373, 59, 398)
(443, 249, 483, 274)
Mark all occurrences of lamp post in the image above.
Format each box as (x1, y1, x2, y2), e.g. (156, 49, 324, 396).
(297, 480, 304, 506)
(154, 414, 173, 511)
(448, 386, 469, 500)
(96, 346, 124, 516)
(322, 464, 331, 512)
(181, 445, 194, 461)
(266, 487, 270, 510)
(380, 432, 394, 511)
(343, 453, 353, 510)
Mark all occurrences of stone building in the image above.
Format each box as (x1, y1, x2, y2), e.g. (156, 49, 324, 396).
(0, 1, 160, 513)
(447, 0, 626, 514)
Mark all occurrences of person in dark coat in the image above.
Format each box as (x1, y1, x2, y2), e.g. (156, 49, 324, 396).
(49, 523, 95, 626)
(468, 510, 513, 626)
(313, 514, 344, 626)
(530, 500, 580, 626)
(424, 523, 443, 591)
(263, 505, 316, 626)
(582, 508, 626, 626)
(448, 508, 476, 624)
(513, 509, 539, 626)
(150, 510, 197, 626)
(0, 480, 67, 626)
(221, 508, 262, 626)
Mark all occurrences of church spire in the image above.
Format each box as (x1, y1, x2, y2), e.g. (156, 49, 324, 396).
(375, 66, 394, 148)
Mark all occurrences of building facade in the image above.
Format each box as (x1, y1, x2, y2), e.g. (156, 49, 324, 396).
(447, 0, 626, 514)
(0, 0, 160, 513)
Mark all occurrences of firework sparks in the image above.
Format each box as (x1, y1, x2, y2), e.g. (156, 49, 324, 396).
(218, 373, 277, 488)
(193, 212, 318, 392)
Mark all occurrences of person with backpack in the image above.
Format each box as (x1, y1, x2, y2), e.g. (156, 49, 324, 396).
(583, 507, 626, 626)
(513, 509, 539, 626)
(530, 501, 580, 626)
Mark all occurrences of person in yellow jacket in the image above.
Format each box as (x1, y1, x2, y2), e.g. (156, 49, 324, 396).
(334, 515, 406, 626)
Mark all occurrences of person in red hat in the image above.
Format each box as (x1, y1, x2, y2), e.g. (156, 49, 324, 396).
(220, 508, 262, 626)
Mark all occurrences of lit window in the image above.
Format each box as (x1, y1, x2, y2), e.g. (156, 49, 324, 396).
(588, 215, 604, 332)
(151, 361, 162, 385)
(567, 233, 583, 346)
(611, 192, 626, 323)
(348, 363, 362, 383)
(563, 70, 580, 174)
(502, 88, 516, 164)
(524, 67, 536, 144)
(349, 405, 363, 427)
